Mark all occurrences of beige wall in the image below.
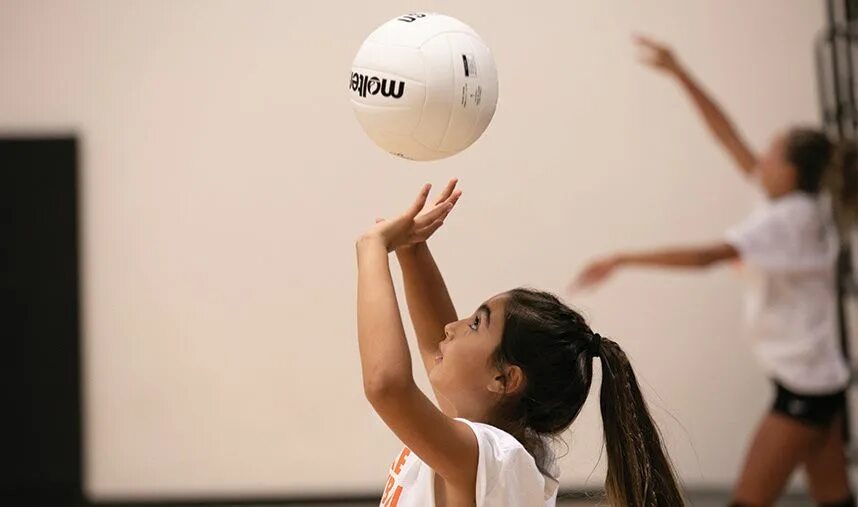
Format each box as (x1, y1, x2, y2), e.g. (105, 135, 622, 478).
(0, 0, 830, 499)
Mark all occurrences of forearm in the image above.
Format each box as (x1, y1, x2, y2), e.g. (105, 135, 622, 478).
(675, 69, 737, 141)
(356, 237, 414, 395)
(673, 67, 756, 172)
(618, 246, 730, 269)
(395, 243, 457, 353)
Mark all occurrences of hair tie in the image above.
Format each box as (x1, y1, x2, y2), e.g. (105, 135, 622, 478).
(588, 332, 603, 357)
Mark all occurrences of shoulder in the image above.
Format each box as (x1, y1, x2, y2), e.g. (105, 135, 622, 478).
(733, 193, 823, 238)
(455, 419, 559, 503)
(770, 192, 820, 219)
(458, 420, 523, 451)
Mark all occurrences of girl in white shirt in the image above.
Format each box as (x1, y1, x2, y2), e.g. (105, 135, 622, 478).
(574, 37, 857, 507)
(356, 180, 684, 506)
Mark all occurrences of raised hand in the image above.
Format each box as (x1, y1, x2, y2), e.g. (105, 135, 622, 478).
(360, 180, 461, 253)
(634, 35, 681, 75)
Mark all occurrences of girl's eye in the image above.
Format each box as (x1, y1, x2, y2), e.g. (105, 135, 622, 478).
(469, 316, 480, 331)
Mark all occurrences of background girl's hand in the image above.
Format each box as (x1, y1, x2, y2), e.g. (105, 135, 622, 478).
(359, 180, 461, 252)
(635, 35, 681, 75)
(569, 256, 621, 293)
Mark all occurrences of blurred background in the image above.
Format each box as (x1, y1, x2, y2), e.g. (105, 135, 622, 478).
(3, 0, 858, 505)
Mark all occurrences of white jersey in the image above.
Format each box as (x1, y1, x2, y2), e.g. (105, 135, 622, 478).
(378, 418, 559, 507)
(726, 192, 850, 394)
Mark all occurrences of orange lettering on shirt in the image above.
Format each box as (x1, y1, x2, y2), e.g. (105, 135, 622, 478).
(380, 475, 395, 504)
(393, 448, 411, 475)
(380, 447, 410, 506)
(387, 485, 403, 507)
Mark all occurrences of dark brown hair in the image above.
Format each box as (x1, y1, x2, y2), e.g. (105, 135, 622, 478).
(491, 288, 683, 506)
(786, 128, 858, 231)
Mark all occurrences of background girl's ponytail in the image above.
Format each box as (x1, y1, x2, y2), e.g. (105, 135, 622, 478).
(828, 140, 858, 233)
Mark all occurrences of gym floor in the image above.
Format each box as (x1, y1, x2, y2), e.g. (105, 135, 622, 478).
(244, 492, 813, 506)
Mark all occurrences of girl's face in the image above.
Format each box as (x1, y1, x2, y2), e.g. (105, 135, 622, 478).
(429, 295, 508, 409)
(758, 132, 798, 197)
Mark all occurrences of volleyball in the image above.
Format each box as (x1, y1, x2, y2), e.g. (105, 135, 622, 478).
(349, 13, 499, 161)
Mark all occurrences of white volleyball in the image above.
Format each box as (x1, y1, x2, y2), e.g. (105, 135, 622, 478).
(349, 13, 499, 161)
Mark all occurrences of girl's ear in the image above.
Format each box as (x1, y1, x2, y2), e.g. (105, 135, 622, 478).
(487, 365, 524, 395)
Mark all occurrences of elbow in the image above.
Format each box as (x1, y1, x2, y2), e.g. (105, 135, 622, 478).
(698, 253, 719, 268)
(697, 252, 720, 268)
(699, 244, 737, 268)
(363, 373, 414, 407)
(698, 249, 730, 268)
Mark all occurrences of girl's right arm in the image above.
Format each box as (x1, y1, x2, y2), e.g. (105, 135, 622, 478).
(636, 35, 758, 176)
(395, 179, 461, 415)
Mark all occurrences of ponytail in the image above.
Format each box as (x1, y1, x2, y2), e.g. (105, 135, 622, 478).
(495, 289, 683, 504)
(596, 336, 684, 506)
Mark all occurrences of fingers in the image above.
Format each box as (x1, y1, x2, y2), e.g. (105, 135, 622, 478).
(393, 182, 461, 241)
(415, 214, 446, 235)
(406, 184, 432, 219)
(434, 189, 461, 215)
(633, 34, 673, 68)
(637, 54, 658, 66)
(447, 189, 462, 207)
(406, 181, 458, 220)
(570, 264, 604, 292)
(633, 34, 662, 51)
(419, 200, 454, 225)
(415, 189, 461, 229)
(433, 178, 459, 205)
(415, 219, 445, 241)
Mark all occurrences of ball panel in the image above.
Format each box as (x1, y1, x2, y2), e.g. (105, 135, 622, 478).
(350, 79, 426, 137)
(351, 42, 425, 83)
(349, 68, 425, 109)
(361, 130, 449, 161)
(364, 13, 477, 48)
(411, 34, 454, 150)
(436, 33, 498, 153)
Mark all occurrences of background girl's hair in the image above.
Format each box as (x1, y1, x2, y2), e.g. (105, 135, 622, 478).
(829, 140, 858, 232)
(786, 128, 858, 233)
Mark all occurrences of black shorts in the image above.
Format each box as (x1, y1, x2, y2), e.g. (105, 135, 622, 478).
(771, 381, 847, 428)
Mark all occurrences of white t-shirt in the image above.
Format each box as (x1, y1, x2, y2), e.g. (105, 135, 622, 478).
(378, 418, 559, 507)
(726, 192, 850, 394)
